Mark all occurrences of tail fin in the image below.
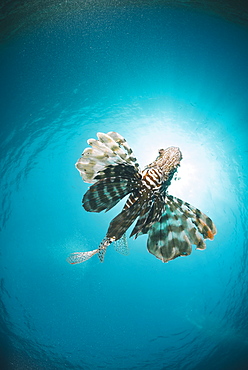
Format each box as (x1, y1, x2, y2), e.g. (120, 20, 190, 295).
(66, 237, 113, 265)
(66, 249, 99, 264)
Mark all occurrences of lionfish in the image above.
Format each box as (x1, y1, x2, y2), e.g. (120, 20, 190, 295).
(67, 131, 216, 264)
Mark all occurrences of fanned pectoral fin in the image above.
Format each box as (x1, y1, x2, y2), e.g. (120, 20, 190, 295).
(83, 164, 142, 213)
(83, 177, 132, 212)
(147, 196, 217, 263)
(166, 195, 217, 242)
(76, 131, 141, 184)
(147, 211, 193, 263)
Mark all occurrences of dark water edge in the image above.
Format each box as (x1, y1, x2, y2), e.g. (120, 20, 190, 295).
(1, 2, 248, 370)
(1, 0, 248, 44)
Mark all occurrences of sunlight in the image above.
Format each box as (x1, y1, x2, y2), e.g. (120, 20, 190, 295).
(125, 110, 229, 210)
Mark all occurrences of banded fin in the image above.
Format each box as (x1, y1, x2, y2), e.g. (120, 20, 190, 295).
(130, 193, 164, 238)
(114, 234, 129, 256)
(166, 195, 217, 241)
(147, 195, 217, 263)
(106, 194, 145, 240)
(83, 167, 141, 213)
(76, 132, 141, 183)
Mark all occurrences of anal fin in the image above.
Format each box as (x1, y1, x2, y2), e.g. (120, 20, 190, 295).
(114, 234, 129, 256)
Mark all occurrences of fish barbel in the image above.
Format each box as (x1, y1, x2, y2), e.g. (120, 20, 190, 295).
(67, 131, 216, 264)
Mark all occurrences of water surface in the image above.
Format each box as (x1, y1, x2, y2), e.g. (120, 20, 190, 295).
(1, 3, 248, 370)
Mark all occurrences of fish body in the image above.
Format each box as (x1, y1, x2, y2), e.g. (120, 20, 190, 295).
(67, 132, 216, 264)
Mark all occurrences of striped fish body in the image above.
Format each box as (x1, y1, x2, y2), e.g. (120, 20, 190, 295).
(67, 132, 217, 264)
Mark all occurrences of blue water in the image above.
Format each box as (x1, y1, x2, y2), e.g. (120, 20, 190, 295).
(1, 5, 248, 370)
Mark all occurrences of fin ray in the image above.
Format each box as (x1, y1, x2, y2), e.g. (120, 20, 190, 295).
(75, 132, 141, 184)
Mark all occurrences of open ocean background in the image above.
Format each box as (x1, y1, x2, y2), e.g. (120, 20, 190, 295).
(1, 1, 248, 369)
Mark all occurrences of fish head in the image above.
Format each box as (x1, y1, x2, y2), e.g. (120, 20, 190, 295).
(156, 146, 182, 173)
(144, 146, 182, 188)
